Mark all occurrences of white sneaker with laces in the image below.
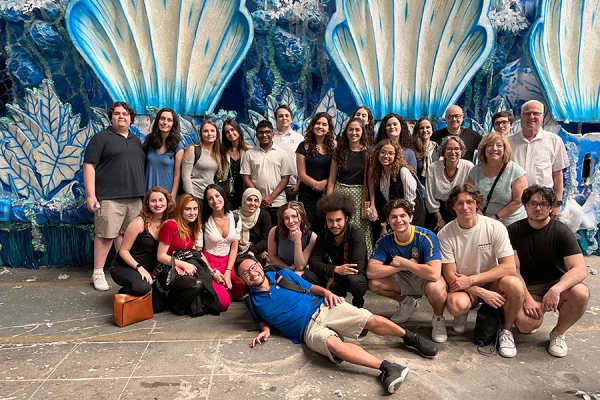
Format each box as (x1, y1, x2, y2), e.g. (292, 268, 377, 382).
(453, 313, 468, 333)
(92, 271, 110, 291)
(390, 297, 418, 324)
(548, 331, 568, 357)
(431, 316, 448, 343)
(498, 329, 517, 358)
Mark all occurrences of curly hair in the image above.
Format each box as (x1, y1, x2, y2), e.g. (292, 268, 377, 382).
(276, 201, 310, 239)
(316, 193, 355, 219)
(303, 112, 336, 158)
(140, 186, 175, 230)
(521, 184, 556, 206)
(376, 113, 413, 150)
(477, 131, 512, 164)
(412, 117, 435, 160)
(351, 106, 375, 145)
(198, 120, 225, 180)
(370, 139, 416, 187)
(383, 198, 414, 219)
(445, 183, 487, 215)
(107, 101, 136, 125)
(221, 118, 248, 157)
(440, 135, 467, 158)
(144, 108, 181, 154)
(173, 193, 202, 244)
(334, 118, 368, 170)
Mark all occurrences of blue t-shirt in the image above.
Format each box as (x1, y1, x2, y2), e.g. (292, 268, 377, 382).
(247, 269, 324, 344)
(145, 142, 185, 192)
(371, 226, 441, 264)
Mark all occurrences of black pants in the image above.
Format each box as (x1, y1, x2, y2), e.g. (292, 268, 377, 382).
(303, 270, 368, 300)
(110, 264, 166, 312)
(267, 207, 280, 227)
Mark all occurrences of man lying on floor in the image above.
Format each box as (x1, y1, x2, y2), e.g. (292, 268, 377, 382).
(234, 254, 438, 395)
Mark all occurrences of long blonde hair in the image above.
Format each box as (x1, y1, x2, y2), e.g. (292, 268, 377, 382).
(198, 120, 225, 180)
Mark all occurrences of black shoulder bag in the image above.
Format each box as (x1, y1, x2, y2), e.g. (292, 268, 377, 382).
(481, 163, 507, 215)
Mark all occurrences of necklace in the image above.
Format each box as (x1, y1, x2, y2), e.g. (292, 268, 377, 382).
(213, 215, 228, 230)
(444, 163, 458, 180)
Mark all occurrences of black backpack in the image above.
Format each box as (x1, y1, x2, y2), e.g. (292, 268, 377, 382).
(474, 303, 504, 355)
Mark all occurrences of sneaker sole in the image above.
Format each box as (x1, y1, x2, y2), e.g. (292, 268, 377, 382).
(387, 367, 409, 394)
(453, 326, 467, 334)
(431, 335, 448, 343)
(404, 343, 438, 358)
(93, 284, 110, 291)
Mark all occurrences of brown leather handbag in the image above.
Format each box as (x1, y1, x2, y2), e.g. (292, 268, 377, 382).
(113, 291, 154, 327)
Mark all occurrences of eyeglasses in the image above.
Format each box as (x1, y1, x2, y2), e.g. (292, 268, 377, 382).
(379, 150, 396, 157)
(493, 120, 511, 126)
(256, 130, 272, 136)
(446, 114, 463, 120)
(526, 201, 551, 210)
(445, 147, 461, 153)
(522, 111, 543, 117)
(240, 262, 262, 279)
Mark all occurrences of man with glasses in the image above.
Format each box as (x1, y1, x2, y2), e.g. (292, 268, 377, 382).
(241, 120, 293, 226)
(491, 111, 515, 135)
(508, 100, 568, 217)
(439, 183, 524, 358)
(274, 104, 304, 201)
(508, 185, 589, 357)
(432, 105, 482, 162)
(234, 253, 439, 395)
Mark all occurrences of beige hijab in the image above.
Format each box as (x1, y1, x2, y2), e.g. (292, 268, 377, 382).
(236, 188, 262, 251)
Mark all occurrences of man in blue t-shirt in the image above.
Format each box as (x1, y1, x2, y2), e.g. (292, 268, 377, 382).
(234, 254, 439, 395)
(368, 199, 448, 343)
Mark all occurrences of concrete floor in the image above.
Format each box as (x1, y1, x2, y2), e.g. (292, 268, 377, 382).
(0, 257, 599, 400)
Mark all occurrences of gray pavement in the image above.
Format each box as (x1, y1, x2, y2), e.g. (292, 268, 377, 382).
(0, 257, 599, 400)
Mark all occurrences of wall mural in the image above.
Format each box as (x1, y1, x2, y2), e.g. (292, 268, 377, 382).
(0, 0, 598, 267)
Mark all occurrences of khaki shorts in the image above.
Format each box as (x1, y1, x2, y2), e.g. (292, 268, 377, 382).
(94, 198, 142, 238)
(527, 280, 560, 302)
(303, 302, 372, 364)
(393, 271, 427, 296)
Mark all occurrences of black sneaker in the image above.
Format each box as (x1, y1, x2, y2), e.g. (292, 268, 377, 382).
(352, 297, 365, 308)
(378, 362, 409, 394)
(403, 333, 439, 358)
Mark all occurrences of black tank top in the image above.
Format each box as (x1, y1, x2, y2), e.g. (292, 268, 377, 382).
(111, 230, 158, 270)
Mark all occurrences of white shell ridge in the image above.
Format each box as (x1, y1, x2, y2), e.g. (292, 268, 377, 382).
(325, 0, 495, 119)
(65, 0, 254, 115)
(529, 0, 600, 122)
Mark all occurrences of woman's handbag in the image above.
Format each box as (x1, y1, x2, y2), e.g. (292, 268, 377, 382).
(217, 167, 235, 197)
(164, 248, 194, 289)
(361, 156, 371, 220)
(113, 291, 154, 327)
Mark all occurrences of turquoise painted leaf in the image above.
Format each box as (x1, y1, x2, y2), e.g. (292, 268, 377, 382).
(240, 123, 257, 146)
(266, 94, 279, 127)
(279, 87, 298, 112)
(29, 82, 73, 149)
(314, 88, 338, 116)
(333, 111, 349, 136)
(33, 136, 83, 198)
(91, 107, 110, 127)
(0, 142, 43, 198)
(5, 104, 43, 148)
(73, 120, 102, 148)
(248, 110, 265, 128)
(0, 119, 36, 170)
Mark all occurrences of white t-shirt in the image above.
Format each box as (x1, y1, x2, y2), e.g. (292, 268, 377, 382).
(196, 212, 241, 256)
(240, 144, 293, 207)
(274, 130, 304, 185)
(438, 215, 514, 277)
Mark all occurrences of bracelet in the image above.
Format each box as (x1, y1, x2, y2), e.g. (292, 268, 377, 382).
(210, 270, 216, 276)
(436, 218, 443, 223)
(226, 268, 232, 272)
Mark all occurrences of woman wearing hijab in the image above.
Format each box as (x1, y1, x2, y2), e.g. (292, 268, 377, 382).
(235, 188, 272, 265)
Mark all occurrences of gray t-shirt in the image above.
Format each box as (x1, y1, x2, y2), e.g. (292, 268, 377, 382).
(182, 149, 218, 199)
(469, 161, 526, 226)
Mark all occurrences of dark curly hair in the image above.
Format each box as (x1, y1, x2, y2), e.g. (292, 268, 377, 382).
(351, 106, 375, 145)
(370, 140, 416, 188)
(107, 101, 136, 125)
(334, 118, 368, 170)
(521, 184, 557, 206)
(304, 112, 336, 158)
(445, 183, 487, 215)
(383, 198, 414, 219)
(140, 186, 175, 230)
(316, 193, 355, 219)
(376, 113, 413, 150)
(144, 108, 181, 154)
(276, 201, 310, 239)
(412, 116, 435, 160)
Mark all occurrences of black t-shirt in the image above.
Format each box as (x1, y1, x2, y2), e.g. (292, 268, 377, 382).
(336, 150, 366, 185)
(83, 127, 146, 200)
(507, 218, 582, 284)
(431, 127, 482, 162)
(296, 141, 332, 181)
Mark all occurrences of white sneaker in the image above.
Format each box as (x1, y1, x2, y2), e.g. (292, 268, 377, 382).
(453, 314, 468, 333)
(92, 271, 110, 291)
(498, 329, 517, 358)
(390, 297, 418, 324)
(431, 316, 448, 343)
(548, 331, 568, 357)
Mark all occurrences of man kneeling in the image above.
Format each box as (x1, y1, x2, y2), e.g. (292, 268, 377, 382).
(235, 254, 438, 395)
(439, 183, 524, 357)
(509, 185, 589, 357)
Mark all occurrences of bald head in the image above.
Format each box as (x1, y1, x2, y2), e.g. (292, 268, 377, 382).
(445, 105, 464, 134)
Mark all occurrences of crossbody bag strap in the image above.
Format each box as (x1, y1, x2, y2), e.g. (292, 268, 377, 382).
(362, 153, 369, 201)
(481, 162, 507, 215)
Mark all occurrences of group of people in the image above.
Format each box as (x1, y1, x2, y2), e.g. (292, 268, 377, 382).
(82, 100, 589, 395)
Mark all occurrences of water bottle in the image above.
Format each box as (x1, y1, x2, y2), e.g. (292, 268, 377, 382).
(366, 207, 374, 220)
(93, 203, 101, 211)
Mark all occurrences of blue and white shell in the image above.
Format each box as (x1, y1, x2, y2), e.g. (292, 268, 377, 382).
(325, 0, 495, 119)
(65, 0, 254, 116)
(528, 0, 600, 122)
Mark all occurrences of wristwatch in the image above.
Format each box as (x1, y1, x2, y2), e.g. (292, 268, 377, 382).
(134, 263, 141, 270)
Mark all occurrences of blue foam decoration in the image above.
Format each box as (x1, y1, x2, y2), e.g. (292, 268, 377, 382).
(0, 198, 11, 222)
(62, 204, 93, 225)
(10, 206, 27, 223)
(44, 202, 62, 224)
